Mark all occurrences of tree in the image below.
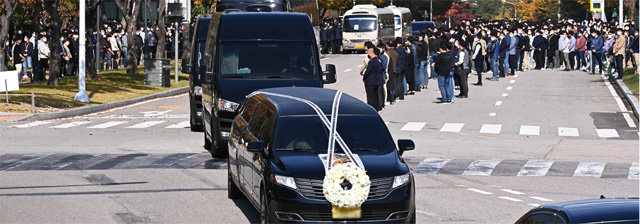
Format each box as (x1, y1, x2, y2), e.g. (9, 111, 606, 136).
(318, 0, 349, 18)
(439, 0, 476, 23)
(113, 0, 142, 74)
(46, 0, 63, 85)
(147, 0, 166, 58)
(469, 0, 502, 20)
(0, 0, 19, 72)
(516, 0, 558, 22)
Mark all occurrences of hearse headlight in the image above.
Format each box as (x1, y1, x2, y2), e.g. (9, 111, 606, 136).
(217, 99, 240, 112)
(392, 173, 410, 189)
(273, 174, 297, 190)
(194, 86, 202, 96)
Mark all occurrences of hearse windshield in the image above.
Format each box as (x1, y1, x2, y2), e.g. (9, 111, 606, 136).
(343, 15, 377, 32)
(274, 115, 395, 154)
(219, 41, 319, 79)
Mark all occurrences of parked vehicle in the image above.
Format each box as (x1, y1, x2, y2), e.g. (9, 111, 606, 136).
(228, 87, 416, 223)
(385, 5, 411, 38)
(181, 15, 211, 132)
(410, 21, 435, 35)
(215, 0, 320, 25)
(342, 5, 394, 53)
(200, 12, 336, 157)
(516, 198, 639, 224)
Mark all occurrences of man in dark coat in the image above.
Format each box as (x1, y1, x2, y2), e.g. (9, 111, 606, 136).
(320, 25, 328, 54)
(333, 23, 342, 54)
(532, 30, 547, 70)
(498, 32, 509, 77)
(435, 43, 453, 104)
(394, 37, 407, 100)
(328, 25, 336, 54)
(363, 47, 383, 111)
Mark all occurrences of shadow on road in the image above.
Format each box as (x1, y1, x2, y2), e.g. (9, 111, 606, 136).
(232, 198, 260, 223)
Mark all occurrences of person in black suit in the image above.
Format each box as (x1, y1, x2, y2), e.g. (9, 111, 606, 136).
(394, 37, 407, 100)
(363, 47, 383, 111)
(532, 30, 547, 70)
(320, 25, 328, 54)
(498, 32, 508, 77)
(328, 25, 336, 54)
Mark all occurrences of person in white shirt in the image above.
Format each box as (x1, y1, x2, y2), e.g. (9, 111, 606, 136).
(36, 35, 49, 81)
(109, 33, 120, 69)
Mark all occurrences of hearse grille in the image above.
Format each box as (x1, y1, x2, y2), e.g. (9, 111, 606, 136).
(295, 177, 394, 201)
(299, 211, 390, 221)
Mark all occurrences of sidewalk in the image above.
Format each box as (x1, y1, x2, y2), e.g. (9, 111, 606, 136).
(0, 112, 29, 123)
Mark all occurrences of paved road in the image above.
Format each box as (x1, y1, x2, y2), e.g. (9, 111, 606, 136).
(0, 54, 637, 223)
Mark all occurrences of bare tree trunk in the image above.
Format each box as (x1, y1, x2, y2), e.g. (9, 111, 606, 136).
(114, 0, 142, 74)
(85, 0, 100, 80)
(148, 0, 166, 58)
(47, 0, 62, 86)
(181, 22, 191, 63)
(0, 0, 17, 72)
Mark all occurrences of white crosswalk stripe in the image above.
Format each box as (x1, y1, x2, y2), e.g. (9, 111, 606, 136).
(495, 101, 503, 106)
(463, 159, 503, 176)
(518, 160, 554, 176)
(501, 189, 525, 195)
(479, 124, 502, 134)
(10, 121, 52, 128)
(126, 121, 167, 129)
(558, 127, 579, 137)
(400, 122, 426, 131)
(414, 158, 451, 174)
(519, 125, 540, 136)
(628, 163, 639, 180)
(164, 121, 190, 129)
(88, 121, 129, 129)
(499, 196, 522, 202)
(596, 129, 619, 138)
(440, 123, 464, 132)
(573, 162, 606, 178)
(50, 121, 92, 129)
(529, 196, 553, 202)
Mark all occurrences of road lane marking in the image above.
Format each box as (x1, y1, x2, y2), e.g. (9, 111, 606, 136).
(141, 110, 173, 117)
(600, 74, 634, 128)
(467, 188, 493, 195)
(126, 121, 167, 129)
(479, 124, 502, 134)
(506, 140, 523, 142)
(558, 127, 579, 137)
(529, 196, 553, 202)
(603, 147, 621, 151)
(519, 125, 540, 136)
(622, 113, 637, 128)
(10, 121, 52, 128)
(629, 163, 639, 179)
(164, 121, 190, 129)
(502, 93, 508, 97)
(50, 121, 92, 129)
(357, 64, 363, 68)
(416, 210, 437, 217)
(573, 162, 606, 177)
(463, 159, 503, 176)
(506, 86, 513, 90)
(509, 80, 516, 84)
(518, 160, 554, 176)
(479, 136, 496, 139)
(414, 158, 451, 174)
(343, 69, 352, 72)
(495, 101, 503, 106)
(515, 74, 519, 77)
(400, 122, 426, 131)
(440, 123, 464, 132)
(489, 113, 496, 117)
(88, 121, 129, 129)
(501, 189, 525, 195)
(596, 129, 619, 138)
(528, 204, 540, 207)
(499, 196, 523, 202)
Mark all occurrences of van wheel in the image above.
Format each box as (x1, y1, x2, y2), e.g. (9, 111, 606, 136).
(227, 162, 243, 199)
(260, 189, 273, 224)
(190, 99, 203, 132)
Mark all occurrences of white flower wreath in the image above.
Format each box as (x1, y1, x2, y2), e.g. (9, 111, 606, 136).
(322, 163, 371, 208)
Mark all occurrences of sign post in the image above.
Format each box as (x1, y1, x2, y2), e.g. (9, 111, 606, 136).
(0, 70, 20, 103)
(75, 0, 90, 103)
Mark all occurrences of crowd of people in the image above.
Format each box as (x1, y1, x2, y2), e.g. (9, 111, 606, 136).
(319, 18, 343, 54)
(3, 19, 185, 83)
(356, 18, 639, 109)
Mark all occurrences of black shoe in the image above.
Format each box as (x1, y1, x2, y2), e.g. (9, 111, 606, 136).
(437, 97, 443, 100)
(456, 95, 468, 98)
(473, 83, 483, 86)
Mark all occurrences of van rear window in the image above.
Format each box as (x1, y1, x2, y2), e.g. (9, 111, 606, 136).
(220, 22, 314, 40)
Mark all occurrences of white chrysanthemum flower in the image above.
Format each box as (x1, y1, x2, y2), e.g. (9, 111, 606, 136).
(322, 163, 371, 208)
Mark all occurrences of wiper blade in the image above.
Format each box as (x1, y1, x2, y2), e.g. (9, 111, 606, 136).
(265, 75, 297, 79)
(221, 75, 247, 78)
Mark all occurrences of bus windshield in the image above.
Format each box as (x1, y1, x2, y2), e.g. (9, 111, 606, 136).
(343, 15, 377, 32)
(219, 41, 319, 79)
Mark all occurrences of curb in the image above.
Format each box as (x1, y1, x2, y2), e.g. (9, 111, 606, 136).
(615, 79, 639, 120)
(13, 86, 189, 122)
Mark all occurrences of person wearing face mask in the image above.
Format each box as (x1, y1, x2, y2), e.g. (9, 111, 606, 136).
(20, 35, 33, 81)
(454, 39, 470, 98)
(498, 32, 508, 78)
(631, 31, 639, 75)
(12, 39, 23, 79)
(612, 28, 626, 79)
(560, 31, 572, 71)
(590, 30, 604, 74)
(604, 31, 616, 77)
(624, 30, 635, 69)
(36, 35, 49, 82)
(532, 30, 547, 70)
(362, 47, 383, 111)
(575, 31, 587, 71)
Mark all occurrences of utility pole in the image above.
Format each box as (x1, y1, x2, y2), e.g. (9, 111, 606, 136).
(95, 2, 100, 72)
(558, 0, 561, 21)
(430, 0, 433, 21)
(618, 0, 623, 28)
(75, 0, 90, 102)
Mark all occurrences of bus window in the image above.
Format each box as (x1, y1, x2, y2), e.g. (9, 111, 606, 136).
(343, 15, 377, 32)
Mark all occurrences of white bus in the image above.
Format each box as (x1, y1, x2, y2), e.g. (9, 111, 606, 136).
(341, 5, 394, 53)
(385, 5, 411, 38)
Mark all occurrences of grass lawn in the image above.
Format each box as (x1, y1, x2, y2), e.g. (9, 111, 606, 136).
(0, 60, 188, 113)
(623, 68, 639, 99)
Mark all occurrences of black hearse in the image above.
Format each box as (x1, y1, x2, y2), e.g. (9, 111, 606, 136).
(200, 12, 336, 157)
(182, 15, 211, 131)
(228, 87, 416, 223)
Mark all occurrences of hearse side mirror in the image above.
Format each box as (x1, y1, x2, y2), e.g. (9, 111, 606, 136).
(323, 64, 336, 84)
(247, 141, 265, 153)
(201, 65, 213, 84)
(181, 58, 191, 74)
(397, 139, 415, 156)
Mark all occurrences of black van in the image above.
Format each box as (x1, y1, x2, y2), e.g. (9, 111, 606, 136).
(201, 12, 336, 157)
(228, 87, 416, 223)
(182, 15, 211, 132)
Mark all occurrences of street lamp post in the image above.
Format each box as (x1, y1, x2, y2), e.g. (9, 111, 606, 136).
(75, 0, 90, 102)
(618, 0, 623, 28)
